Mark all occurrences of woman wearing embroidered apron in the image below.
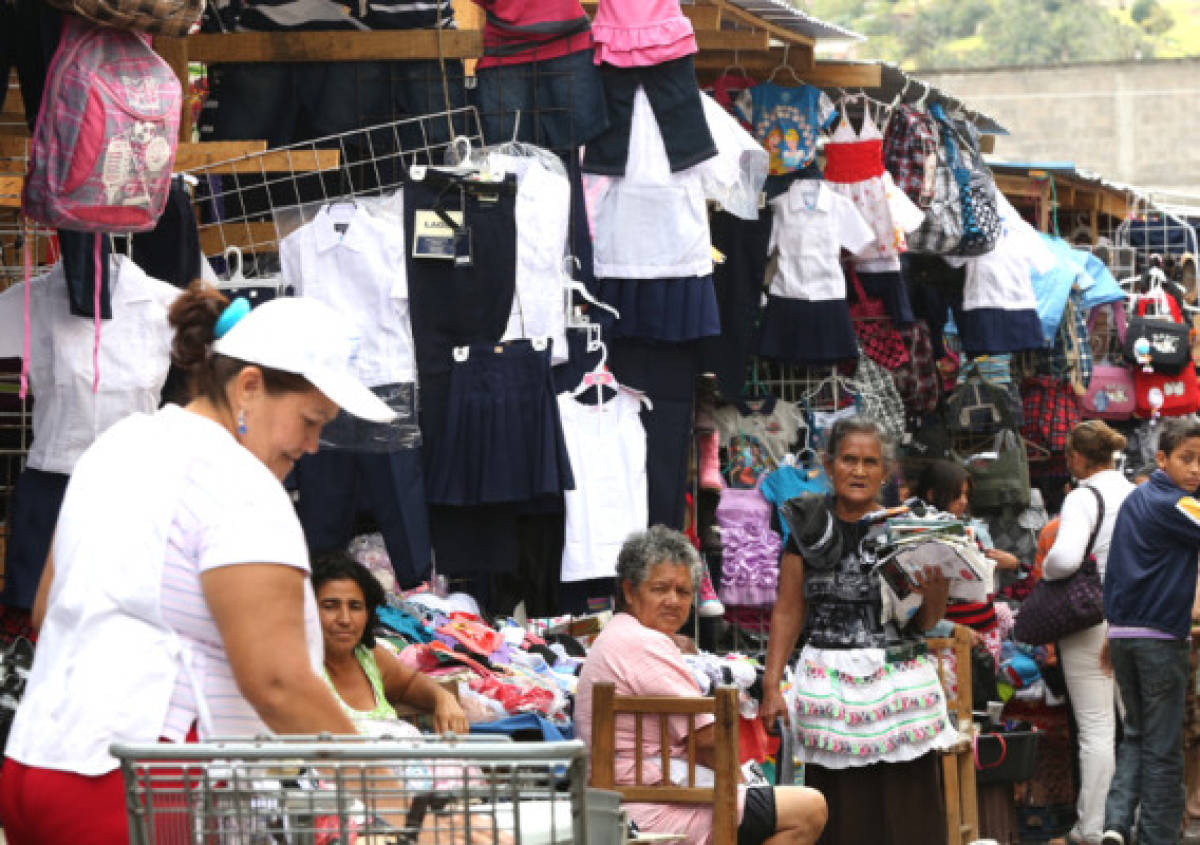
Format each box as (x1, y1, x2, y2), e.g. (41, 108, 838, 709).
(0, 284, 396, 844)
(314, 550, 468, 735)
(760, 416, 954, 845)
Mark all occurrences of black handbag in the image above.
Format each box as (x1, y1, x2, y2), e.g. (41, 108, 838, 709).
(1124, 295, 1192, 374)
(1013, 488, 1105, 646)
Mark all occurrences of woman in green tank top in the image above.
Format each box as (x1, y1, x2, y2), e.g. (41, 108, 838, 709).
(314, 552, 468, 734)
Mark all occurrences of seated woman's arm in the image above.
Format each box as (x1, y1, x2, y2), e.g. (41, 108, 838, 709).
(375, 644, 469, 734)
(205, 563, 356, 735)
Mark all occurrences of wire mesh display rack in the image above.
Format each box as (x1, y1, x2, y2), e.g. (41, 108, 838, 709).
(188, 106, 487, 272)
(113, 734, 595, 845)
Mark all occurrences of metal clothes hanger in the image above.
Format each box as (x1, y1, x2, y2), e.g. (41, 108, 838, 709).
(720, 48, 750, 81)
(767, 44, 803, 87)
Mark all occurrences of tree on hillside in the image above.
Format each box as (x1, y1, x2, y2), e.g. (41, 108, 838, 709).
(802, 0, 1155, 67)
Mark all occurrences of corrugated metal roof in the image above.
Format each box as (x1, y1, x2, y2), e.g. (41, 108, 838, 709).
(723, 0, 866, 42)
(875, 62, 1009, 135)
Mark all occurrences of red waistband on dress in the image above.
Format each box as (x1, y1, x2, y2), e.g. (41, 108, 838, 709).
(823, 139, 885, 183)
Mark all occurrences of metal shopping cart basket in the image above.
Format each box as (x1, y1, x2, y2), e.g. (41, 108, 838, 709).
(111, 734, 593, 844)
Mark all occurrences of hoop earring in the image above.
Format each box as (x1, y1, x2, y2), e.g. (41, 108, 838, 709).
(237, 409, 248, 436)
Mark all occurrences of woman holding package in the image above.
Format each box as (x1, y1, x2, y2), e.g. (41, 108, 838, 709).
(1039, 421, 1134, 845)
(760, 416, 955, 845)
(0, 284, 397, 843)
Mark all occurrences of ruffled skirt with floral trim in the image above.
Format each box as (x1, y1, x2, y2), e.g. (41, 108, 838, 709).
(785, 644, 958, 770)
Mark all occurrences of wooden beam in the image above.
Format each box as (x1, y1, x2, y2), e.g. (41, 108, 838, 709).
(712, 0, 815, 48)
(979, 134, 995, 154)
(198, 221, 279, 256)
(189, 148, 341, 174)
(695, 30, 769, 52)
(0, 176, 22, 209)
(174, 141, 270, 170)
(994, 173, 1045, 200)
(697, 54, 886, 90)
(187, 30, 484, 63)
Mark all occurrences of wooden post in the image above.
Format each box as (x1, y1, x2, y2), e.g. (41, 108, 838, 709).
(590, 682, 616, 789)
(712, 687, 739, 845)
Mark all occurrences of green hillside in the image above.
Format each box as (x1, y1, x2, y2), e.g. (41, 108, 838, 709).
(804, 0, 1200, 68)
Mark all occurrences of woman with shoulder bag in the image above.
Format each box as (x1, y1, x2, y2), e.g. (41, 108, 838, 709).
(1042, 421, 1135, 845)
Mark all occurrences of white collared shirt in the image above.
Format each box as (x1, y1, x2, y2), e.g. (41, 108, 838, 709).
(585, 90, 768, 280)
(0, 256, 179, 475)
(279, 204, 415, 386)
(768, 180, 876, 301)
(492, 153, 571, 365)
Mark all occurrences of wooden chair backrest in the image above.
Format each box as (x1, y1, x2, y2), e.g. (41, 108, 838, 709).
(589, 682, 740, 845)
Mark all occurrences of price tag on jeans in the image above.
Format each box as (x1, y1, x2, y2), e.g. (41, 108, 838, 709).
(412, 209, 463, 259)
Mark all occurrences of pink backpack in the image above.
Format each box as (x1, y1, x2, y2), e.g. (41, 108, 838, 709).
(22, 16, 181, 233)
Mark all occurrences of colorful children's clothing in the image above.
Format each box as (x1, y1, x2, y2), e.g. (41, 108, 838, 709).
(590, 0, 696, 67)
(713, 396, 807, 489)
(823, 107, 924, 274)
(749, 82, 835, 175)
(716, 484, 781, 608)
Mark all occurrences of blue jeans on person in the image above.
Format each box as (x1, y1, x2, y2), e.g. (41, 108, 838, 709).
(1104, 637, 1190, 844)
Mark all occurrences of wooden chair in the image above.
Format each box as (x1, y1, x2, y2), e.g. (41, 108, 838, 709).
(589, 682, 741, 845)
(927, 625, 981, 845)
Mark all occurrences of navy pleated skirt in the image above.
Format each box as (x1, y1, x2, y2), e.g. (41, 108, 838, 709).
(856, 269, 914, 325)
(427, 340, 574, 506)
(758, 296, 860, 364)
(594, 275, 721, 342)
(954, 306, 1046, 355)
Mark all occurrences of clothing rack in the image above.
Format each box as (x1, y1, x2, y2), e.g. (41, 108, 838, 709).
(187, 106, 487, 274)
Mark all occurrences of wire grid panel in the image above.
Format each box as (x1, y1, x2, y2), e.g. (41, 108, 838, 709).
(0, 210, 47, 517)
(114, 736, 590, 845)
(190, 106, 486, 274)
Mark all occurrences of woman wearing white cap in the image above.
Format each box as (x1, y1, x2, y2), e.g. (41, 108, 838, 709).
(0, 282, 398, 844)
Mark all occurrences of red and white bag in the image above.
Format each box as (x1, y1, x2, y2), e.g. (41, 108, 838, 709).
(22, 16, 181, 233)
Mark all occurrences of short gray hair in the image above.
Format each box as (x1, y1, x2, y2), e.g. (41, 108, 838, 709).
(826, 415, 894, 464)
(614, 525, 703, 612)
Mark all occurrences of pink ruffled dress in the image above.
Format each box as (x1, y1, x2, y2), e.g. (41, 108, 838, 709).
(591, 0, 697, 67)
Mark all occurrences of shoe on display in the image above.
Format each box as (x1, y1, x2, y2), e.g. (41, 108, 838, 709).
(698, 566, 725, 618)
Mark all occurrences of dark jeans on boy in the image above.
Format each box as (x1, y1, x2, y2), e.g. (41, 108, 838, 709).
(1105, 636, 1190, 845)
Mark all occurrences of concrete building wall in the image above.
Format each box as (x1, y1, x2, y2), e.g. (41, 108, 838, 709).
(918, 60, 1200, 198)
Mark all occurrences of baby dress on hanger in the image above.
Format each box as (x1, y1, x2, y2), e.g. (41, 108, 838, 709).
(823, 104, 924, 324)
(823, 105, 924, 272)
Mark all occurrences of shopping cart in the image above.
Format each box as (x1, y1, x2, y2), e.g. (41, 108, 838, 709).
(112, 734, 594, 844)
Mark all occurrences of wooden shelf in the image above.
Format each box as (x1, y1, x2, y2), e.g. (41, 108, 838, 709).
(181, 29, 483, 63)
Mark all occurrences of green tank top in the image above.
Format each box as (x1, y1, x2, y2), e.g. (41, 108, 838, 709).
(324, 645, 399, 724)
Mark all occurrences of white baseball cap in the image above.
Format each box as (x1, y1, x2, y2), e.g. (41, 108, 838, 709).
(212, 296, 396, 424)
